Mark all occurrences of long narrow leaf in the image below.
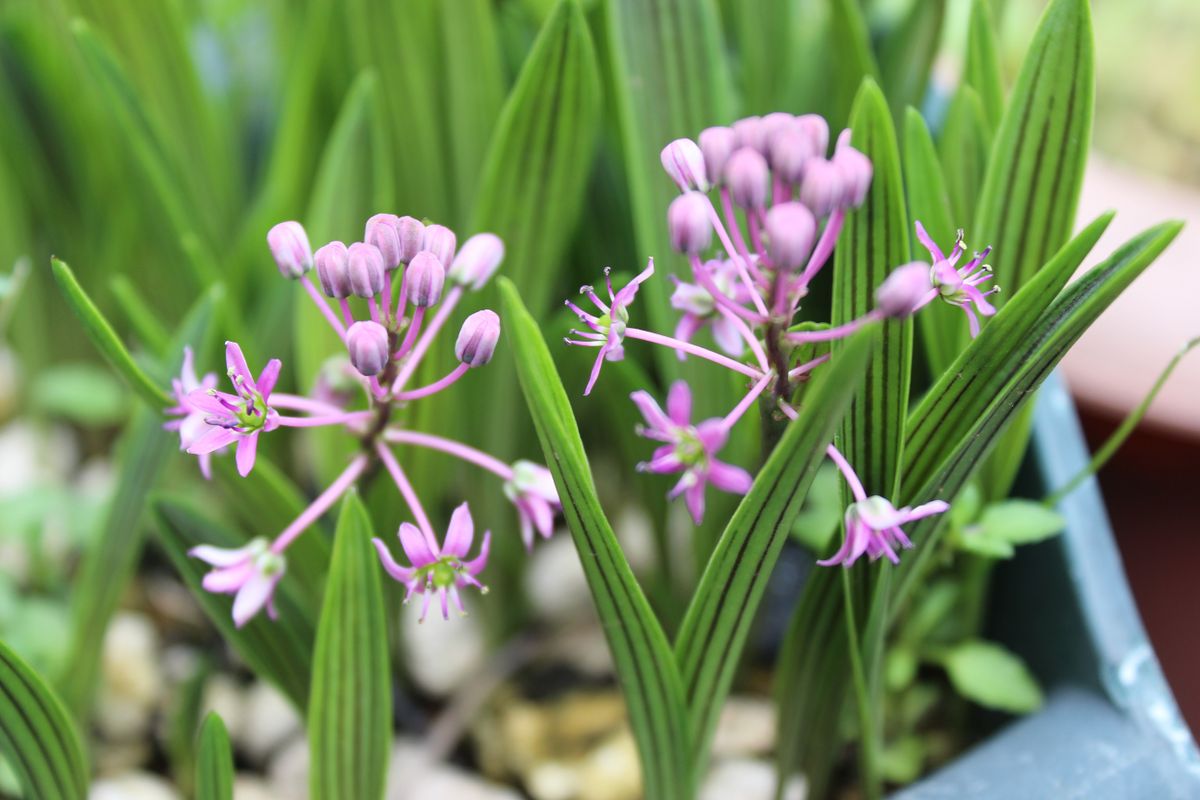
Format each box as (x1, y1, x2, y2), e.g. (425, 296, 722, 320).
(938, 86, 992, 230)
(972, 0, 1094, 294)
(0, 639, 88, 800)
(674, 330, 875, 772)
(500, 277, 692, 800)
(878, 0, 945, 119)
(964, 0, 1005, 130)
(195, 712, 233, 800)
(309, 494, 390, 800)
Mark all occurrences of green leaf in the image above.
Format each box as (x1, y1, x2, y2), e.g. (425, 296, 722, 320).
(154, 498, 318, 710)
(29, 364, 125, 426)
(879, 0, 945, 119)
(881, 734, 926, 784)
(0, 638, 88, 800)
(833, 79, 911, 500)
(939, 640, 1043, 713)
(964, 0, 1005, 130)
(195, 712, 233, 800)
(472, 0, 600, 317)
(675, 330, 875, 772)
(894, 220, 1181, 609)
(724, 0, 792, 113)
(976, 500, 1064, 545)
(166, 657, 209, 796)
(825, 0, 880, 127)
(954, 530, 1015, 559)
(973, 0, 1094, 294)
(500, 277, 693, 800)
(938, 85, 992, 229)
(50, 258, 171, 410)
(903, 108, 963, 377)
(309, 494, 391, 800)
(108, 274, 170, 355)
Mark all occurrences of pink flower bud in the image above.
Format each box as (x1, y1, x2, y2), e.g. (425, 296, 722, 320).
(768, 129, 815, 183)
(455, 309, 501, 367)
(732, 116, 767, 154)
(449, 233, 505, 290)
(405, 251, 445, 307)
(346, 242, 386, 298)
(346, 320, 390, 376)
(725, 147, 769, 210)
(698, 127, 737, 187)
(876, 262, 932, 318)
(765, 202, 816, 270)
(423, 224, 457, 268)
(667, 192, 712, 254)
(364, 213, 403, 270)
(833, 129, 872, 208)
(315, 241, 351, 298)
(795, 114, 830, 157)
(267, 221, 312, 279)
(395, 215, 425, 263)
(760, 112, 795, 154)
(660, 138, 709, 193)
(798, 158, 843, 218)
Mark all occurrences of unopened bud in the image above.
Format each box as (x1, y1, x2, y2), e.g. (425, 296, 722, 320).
(423, 224, 457, 268)
(795, 115, 830, 158)
(769, 129, 816, 183)
(798, 158, 843, 218)
(364, 213, 403, 270)
(876, 262, 931, 318)
(833, 129, 872, 208)
(267, 221, 312, 279)
(660, 138, 709, 193)
(346, 320, 390, 376)
(726, 147, 769, 210)
(765, 202, 816, 270)
(315, 241, 351, 298)
(396, 216, 425, 264)
(760, 112, 795, 155)
(732, 116, 767, 154)
(405, 251, 446, 307)
(449, 233, 505, 290)
(346, 242, 386, 298)
(698, 127, 736, 187)
(667, 192, 713, 255)
(455, 310, 501, 367)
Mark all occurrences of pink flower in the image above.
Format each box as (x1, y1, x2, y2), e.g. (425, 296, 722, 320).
(565, 260, 655, 395)
(632, 381, 753, 524)
(817, 496, 949, 567)
(669, 261, 749, 358)
(186, 341, 281, 477)
(373, 503, 491, 621)
(915, 221, 998, 337)
(165, 347, 220, 479)
(504, 461, 561, 551)
(190, 538, 286, 627)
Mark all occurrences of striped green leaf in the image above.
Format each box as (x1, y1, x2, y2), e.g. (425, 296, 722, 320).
(500, 277, 693, 800)
(50, 258, 171, 409)
(675, 330, 875, 773)
(154, 497, 318, 710)
(973, 0, 1094, 295)
(309, 494, 390, 800)
(964, 0, 1005, 130)
(825, 0, 879, 127)
(902, 108, 961, 378)
(938, 85, 992, 230)
(723, 0, 792, 113)
(832, 79, 911, 500)
(195, 712, 233, 800)
(879, 0, 945, 120)
(893, 221, 1181, 610)
(0, 639, 88, 800)
(472, 0, 600, 317)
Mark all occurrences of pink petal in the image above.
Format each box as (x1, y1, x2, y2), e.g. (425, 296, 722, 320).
(711, 315, 746, 357)
(903, 500, 950, 523)
(180, 347, 199, 391)
(186, 389, 237, 416)
(583, 349, 606, 396)
(464, 530, 491, 576)
(232, 572, 280, 628)
(187, 426, 239, 456)
(630, 390, 672, 434)
(201, 562, 255, 593)
(518, 513, 534, 552)
(963, 284, 996, 316)
(189, 542, 257, 567)
(913, 221, 944, 262)
(442, 503, 474, 558)
(666, 380, 692, 425)
(225, 341, 254, 387)
(256, 358, 282, 399)
(199, 452, 213, 480)
(683, 479, 707, 525)
(235, 434, 259, 477)
(695, 419, 730, 452)
(399, 522, 437, 566)
(373, 538, 414, 584)
(707, 460, 753, 494)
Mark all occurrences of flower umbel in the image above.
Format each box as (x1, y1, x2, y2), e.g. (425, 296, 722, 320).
(565, 259, 656, 395)
(190, 539, 286, 628)
(373, 503, 491, 621)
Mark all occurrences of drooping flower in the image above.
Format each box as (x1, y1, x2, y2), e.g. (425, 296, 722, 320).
(632, 380, 753, 524)
(504, 460, 561, 551)
(565, 259, 655, 395)
(165, 347, 220, 479)
(186, 341, 281, 477)
(190, 538, 286, 627)
(373, 503, 491, 621)
(915, 221, 998, 337)
(817, 496, 949, 568)
(669, 263, 748, 357)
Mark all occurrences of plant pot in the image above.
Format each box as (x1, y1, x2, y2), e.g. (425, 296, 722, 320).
(894, 373, 1200, 798)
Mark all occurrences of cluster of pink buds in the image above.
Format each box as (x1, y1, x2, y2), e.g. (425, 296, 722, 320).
(565, 113, 985, 566)
(169, 216, 561, 626)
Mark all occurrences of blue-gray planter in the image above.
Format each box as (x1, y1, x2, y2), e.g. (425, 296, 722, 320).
(894, 374, 1200, 799)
